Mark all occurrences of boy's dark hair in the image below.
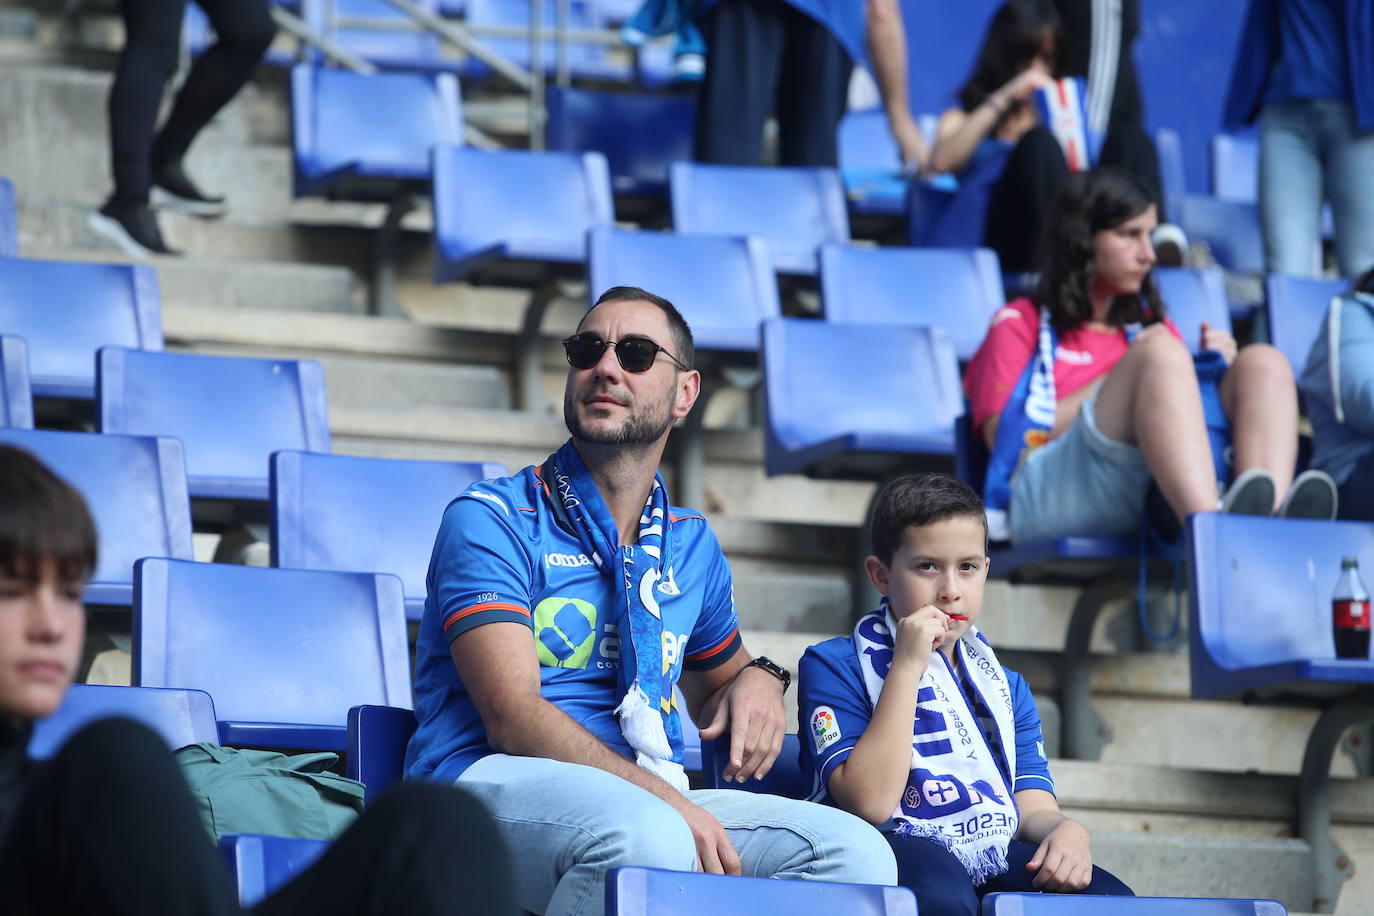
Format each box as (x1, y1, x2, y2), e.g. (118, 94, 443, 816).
(588, 286, 695, 370)
(0, 445, 97, 584)
(870, 474, 989, 566)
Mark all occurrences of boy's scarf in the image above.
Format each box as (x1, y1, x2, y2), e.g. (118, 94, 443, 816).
(853, 601, 1018, 885)
(543, 441, 688, 792)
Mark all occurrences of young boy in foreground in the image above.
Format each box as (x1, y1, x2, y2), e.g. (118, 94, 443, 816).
(797, 473, 1132, 915)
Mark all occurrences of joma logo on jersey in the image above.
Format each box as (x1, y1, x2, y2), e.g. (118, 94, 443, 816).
(545, 552, 593, 569)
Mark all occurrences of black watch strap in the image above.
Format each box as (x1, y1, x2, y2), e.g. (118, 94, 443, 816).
(744, 656, 791, 691)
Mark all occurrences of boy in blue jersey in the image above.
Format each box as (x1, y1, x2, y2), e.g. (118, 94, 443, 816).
(798, 474, 1131, 915)
(406, 286, 896, 916)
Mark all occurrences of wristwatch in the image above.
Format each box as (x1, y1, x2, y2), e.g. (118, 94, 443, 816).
(744, 656, 791, 691)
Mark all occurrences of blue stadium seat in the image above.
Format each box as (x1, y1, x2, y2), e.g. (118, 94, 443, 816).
(545, 88, 695, 196)
(220, 834, 330, 907)
(1211, 132, 1259, 204)
(28, 684, 219, 760)
(271, 450, 505, 620)
(762, 318, 963, 477)
(431, 146, 614, 282)
(97, 348, 330, 502)
(1156, 129, 1264, 275)
(0, 335, 33, 429)
(0, 257, 162, 400)
(607, 866, 919, 915)
(290, 64, 463, 199)
(669, 163, 849, 276)
(302, 0, 451, 71)
(1153, 266, 1231, 353)
(0, 176, 15, 256)
(819, 244, 1004, 362)
(700, 733, 806, 798)
(1264, 274, 1347, 377)
(587, 227, 779, 353)
(133, 558, 411, 750)
(346, 704, 417, 803)
(462, 0, 628, 82)
(0, 428, 193, 605)
(838, 107, 907, 217)
(982, 894, 1286, 915)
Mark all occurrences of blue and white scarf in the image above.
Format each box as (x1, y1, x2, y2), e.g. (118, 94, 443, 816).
(544, 441, 688, 792)
(853, 601, 1018, 884)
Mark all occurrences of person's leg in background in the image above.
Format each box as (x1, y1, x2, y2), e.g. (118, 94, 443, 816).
(150, 0, 275, 216)
(1260, 100, 1325, 277)
(983, 126, 1071, 272)
(977, 838, 1134, 897)
(253, 782, 519, 916)
(773, 4, 850, 168)
(694, 0, 785, 165)
(1317, 99, 1374, 278)
(0, 717, 241, 916)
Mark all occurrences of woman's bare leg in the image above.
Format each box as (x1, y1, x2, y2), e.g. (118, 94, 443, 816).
(1219, 343, 1299, 508)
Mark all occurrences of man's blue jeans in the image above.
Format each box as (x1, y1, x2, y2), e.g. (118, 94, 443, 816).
(457, 754, 898, 915)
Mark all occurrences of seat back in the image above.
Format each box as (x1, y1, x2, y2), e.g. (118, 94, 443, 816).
(820, 244, 1004, 361)
(1154, 266, 1231, 353)
(1212, 132, 1259, 204)
(431, 146, 614, 281)
(134, 559, 411, 747)
(546, 88, 695, 195)
(1187, 514, 1374, 698)
(346, 704, 418, 803)
(1172, 194, 1264, 275)
(0, 176, 15, 256)
(587, 227, 779, 353)
(607, 867, 918, 915)
(669, 163, 849, 275)
(28, 684, 219, 760)
(0, 335, 33, 429)
(0, 428, 192, 603)
(462, 0, 612, 76)
(700, 733, 806, 798)
(271, 450, 505, 619)
(0, 257, 162, 399)
(303, 0, 444, 68)
(98, 348, 329, 501)
(290, 64, 463, 198)
(1265, 274, 1347, 376)
(220, 835, 331, 907)
(982, 893, 1288, 914)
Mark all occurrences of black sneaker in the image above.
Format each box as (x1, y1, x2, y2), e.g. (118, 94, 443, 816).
(87, 200, 179, 258)
(152, 161, 228, 217)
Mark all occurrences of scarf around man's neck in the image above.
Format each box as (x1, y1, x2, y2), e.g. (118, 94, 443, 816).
(853, 599, 1019, 884)
(543, 440, 687, 791)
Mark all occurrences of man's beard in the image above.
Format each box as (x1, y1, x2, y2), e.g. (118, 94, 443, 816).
(563, 387, 675, 447)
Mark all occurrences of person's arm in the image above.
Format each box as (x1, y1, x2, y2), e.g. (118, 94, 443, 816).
(865, 0, 926, 171)
(1014, 788, 1094, 891)
(681, 649, 787, 783)
(929, 69, 1053, 174)
(827, 606, 949, 823)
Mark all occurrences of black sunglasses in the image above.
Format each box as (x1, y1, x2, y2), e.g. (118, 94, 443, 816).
(562, 333, 689, 373)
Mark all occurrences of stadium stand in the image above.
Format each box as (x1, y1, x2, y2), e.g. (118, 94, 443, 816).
(0, 335, 33, 430)
(0, 176, 15, 255)
(0, 427, 193, 604)
(606, 866, 919, 915)
(270, 450, 505, 620)
(301, 0, 452, 71)
(545, 87, 695, 197)
(0, 257, 162, 400)
(461, 0, 627, 82)
(1156, 128, 1265, 275)
(1265, 274, 1348, 377)
(29, 684, 219, 760)
(133, 559, 411, 750)
(219, 834, 330, 906)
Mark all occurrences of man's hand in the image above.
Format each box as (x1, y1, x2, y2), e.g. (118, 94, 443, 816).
(696, 664, 787, 783)
(1027, 818, 1094, 891)
(670, 796, 742, 875)
(892, 605, 949, 678)
(1201, 321, 1238, 365)
(887, 109, 929, 173)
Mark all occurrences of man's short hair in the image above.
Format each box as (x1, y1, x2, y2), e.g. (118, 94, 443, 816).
(869, 473, 989, 566)
(587, 286, 695, 370)
(0, 445, 97, 584)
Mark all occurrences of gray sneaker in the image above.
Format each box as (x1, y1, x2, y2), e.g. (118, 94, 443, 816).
(1277, 469, 1339, 520)
(1221, 468, 1276, 516)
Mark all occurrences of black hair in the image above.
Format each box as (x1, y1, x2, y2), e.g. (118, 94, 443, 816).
(869, 473, 989, 567)
(1035, 167, 1166, 333)
(1355, 267, 1374, 295)
(0, 445, 97, 584)
(587, 286, 695, 370)
(957, 0, 1064, 115)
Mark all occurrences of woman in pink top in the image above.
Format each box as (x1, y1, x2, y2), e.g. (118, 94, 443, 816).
(965, 168, 1335, 544)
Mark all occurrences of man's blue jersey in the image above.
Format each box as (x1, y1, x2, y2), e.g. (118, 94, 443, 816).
(405, 464, 743, 784)
(797, 635, 1055, 810)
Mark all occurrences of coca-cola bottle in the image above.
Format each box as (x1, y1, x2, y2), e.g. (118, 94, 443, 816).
(1333, 556, 1371, 660)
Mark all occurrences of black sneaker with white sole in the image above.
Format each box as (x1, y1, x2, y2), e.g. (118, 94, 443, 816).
(87, 200, 179, 258)
(152, 161, 228, 217)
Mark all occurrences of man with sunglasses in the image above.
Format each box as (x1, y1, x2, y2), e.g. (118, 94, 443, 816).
(405, 287, 896, 914)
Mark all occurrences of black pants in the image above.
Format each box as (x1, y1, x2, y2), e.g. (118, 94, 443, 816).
(887, 833, 1133, 916)
(109, 0, 275, 204)
(694, 0, 852, 167)
(1099, 120, 1166, 220)
(984, 126, 1071, 273)
(0, 718, 518, 915)
(1338, 450, 1374, 521)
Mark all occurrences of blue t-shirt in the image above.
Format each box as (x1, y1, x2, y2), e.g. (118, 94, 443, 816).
(404, 464, 743, 784)
(1265, 0, 1351, 105)
(797, 635, 1054, 815)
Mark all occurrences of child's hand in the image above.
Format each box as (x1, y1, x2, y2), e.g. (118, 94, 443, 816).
(1200, 321, 1238, 365)
(892, 605, 949, 676)
(1027, 819, 1093, 891)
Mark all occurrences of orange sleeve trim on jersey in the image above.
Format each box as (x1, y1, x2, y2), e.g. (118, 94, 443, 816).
(686, 627, 739, 661)
(669, 512, 705, 523)
(444, 602, 530, 631)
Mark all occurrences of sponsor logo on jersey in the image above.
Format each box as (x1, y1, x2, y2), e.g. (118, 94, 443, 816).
(811, 706, 841, 753)
(544, 552, 593, 569)
(532, 597, 598, 668)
